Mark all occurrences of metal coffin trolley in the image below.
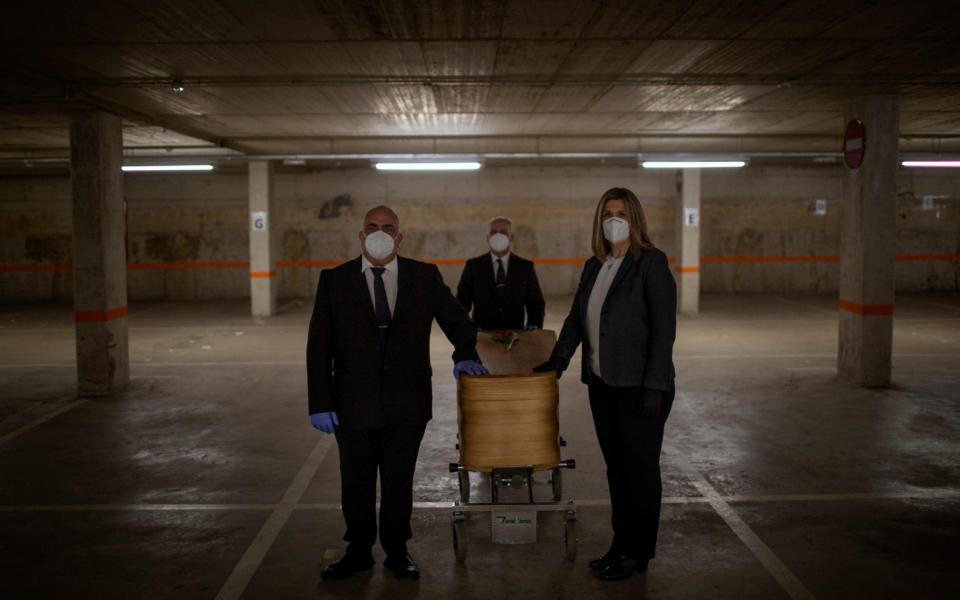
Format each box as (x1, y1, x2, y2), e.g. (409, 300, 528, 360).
(448, 329, 577, 563)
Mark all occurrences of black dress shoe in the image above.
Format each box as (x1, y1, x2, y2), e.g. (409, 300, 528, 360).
(383, 553, 420, 579)
(595, 556, 648, 581)
(320, 554, 375, 580)
(588, 551, 617, 571)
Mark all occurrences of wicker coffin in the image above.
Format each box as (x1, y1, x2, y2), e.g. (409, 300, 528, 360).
(457, 329, 560, 471)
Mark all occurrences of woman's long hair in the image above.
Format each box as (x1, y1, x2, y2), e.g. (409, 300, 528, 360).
(591, 187, 656, 261)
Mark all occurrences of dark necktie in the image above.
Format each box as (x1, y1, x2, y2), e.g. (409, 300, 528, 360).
(496, 258, 506, 287)
(370, 267, 391, 327)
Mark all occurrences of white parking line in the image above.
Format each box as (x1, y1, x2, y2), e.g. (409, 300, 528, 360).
(725, 490, 960, 503)
(771, 296, 837, 316)
(0, 504, 274, 512)
(0, 399, 87, 448)
(3, 489, 957, 513)
(666, 445, 816, 600)
(214, 436, 334, 600)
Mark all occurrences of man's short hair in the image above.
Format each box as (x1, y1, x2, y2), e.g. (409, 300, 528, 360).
(488, 216, 513, 233)
(365, 205, 400, 228)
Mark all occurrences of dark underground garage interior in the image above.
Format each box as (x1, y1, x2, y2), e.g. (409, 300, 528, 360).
(1, 2, 959, 599)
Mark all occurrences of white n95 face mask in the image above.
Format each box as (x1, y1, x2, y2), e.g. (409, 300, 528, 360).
(364, 230, 395, 260)
(602, 217, 630, 244)
(489, 233, 510, 253)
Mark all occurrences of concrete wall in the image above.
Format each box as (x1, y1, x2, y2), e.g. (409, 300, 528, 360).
(1, 165, 957, 302)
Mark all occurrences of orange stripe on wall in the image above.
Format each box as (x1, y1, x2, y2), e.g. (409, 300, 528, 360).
(895, 254, 960, 262)
(250, 271, 276, 279)
(703, 255, 841, 264)
(74, 306, 128, 323)
(0, 263, 71, 272)
(838, 298, 895, 316)
(674, 266, 700, 273)
(128, 261, 250, 270)
(275, 260, 344, 268)
(533, 257, 588, 266)
(0, 254, 958, 273)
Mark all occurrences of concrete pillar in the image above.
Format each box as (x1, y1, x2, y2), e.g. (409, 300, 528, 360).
(70, 111, 129, 396)
(249, 161, 277, 317)
(837, 96, 899, 388)
(676, 168, 701, 314)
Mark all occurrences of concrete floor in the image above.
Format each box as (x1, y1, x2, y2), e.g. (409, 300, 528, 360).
(1, 292, 959, 600)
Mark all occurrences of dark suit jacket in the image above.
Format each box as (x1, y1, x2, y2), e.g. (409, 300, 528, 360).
(456, 253, 545, 330)
(551, 249, 676, 391)
(306, 256, 479, 430)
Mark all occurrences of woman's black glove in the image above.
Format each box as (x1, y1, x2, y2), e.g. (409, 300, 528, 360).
(639, 388, 663, 418)
(533, 359, 564, 379)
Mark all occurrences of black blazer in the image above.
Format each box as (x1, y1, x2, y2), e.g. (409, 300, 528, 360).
(456, 253, 545, 330)
(306, 256, 479, 430)
(551, 249, 676, 391)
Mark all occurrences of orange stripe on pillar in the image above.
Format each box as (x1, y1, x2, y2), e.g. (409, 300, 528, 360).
(674, 266, 700, 273)
(838, 298, 894, 316)
(250, 270, 276, 279)
(74, 306, 129, 323)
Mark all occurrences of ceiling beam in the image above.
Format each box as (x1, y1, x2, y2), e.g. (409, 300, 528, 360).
(68, 88, 250, 154)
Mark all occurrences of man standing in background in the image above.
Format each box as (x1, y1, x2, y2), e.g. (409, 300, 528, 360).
(307, 205, 487, 581)
(456, 216, 546, 331)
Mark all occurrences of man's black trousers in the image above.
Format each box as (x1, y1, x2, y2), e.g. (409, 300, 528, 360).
(334, 424, 426, 558)
(587, 375, 674, 560)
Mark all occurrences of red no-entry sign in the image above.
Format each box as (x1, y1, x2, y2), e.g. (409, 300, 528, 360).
(844, 119, 866, 169)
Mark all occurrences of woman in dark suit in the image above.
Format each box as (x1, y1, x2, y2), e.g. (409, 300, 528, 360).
(535, 187, 677, 581)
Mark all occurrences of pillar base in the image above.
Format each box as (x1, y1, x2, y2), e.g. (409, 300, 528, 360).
(76, 319, 130, 396)
(837, 311, 893, 388)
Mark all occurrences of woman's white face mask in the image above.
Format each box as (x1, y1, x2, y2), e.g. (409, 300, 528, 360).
(489, 232, 510, 253)
(602, 217, 630, 244)
(363, 230, 396, 260)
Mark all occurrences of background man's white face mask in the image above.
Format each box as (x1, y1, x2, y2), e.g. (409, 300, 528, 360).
(489, 232, 510, 253)
(602, 217, 630, 244)
(364, 230, 396, 260)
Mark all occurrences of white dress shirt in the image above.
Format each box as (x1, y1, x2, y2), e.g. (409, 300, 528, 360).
(361, 255, 398, 316)
(585, 254, 624, 378)
(491, 251, 510, 277)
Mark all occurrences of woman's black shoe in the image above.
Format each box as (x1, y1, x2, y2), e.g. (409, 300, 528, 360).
(595, 556, 648, 581)
(320, 554, 375, 580)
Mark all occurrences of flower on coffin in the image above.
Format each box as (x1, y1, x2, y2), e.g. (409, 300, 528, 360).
(491, 330, 520, 352)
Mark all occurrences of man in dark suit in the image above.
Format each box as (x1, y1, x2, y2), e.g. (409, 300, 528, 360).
(455, 216, 546, 331)
(307, 205, 487, 581)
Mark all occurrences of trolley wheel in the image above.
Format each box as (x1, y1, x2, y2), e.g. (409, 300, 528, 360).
(551, 467, 563, 502)
(452, 514, 467, 563)
(458, 470, 470, 504)
(564, 517, 577, 561)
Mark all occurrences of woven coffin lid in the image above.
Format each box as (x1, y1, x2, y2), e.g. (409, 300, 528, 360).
(475, 329, 557, 375)
(457, 371, 560, 471)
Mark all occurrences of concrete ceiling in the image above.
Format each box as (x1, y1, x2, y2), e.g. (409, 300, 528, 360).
(2, 0, 960, 162)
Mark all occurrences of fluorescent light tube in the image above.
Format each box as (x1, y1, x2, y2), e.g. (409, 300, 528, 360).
(901, 160, 960, 168)
(642, 161, 746, 169)
(121, 164, 214, 172)
(375, 162, 481, 171)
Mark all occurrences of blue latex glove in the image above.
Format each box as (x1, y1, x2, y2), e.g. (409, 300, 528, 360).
(453, 360, 489, 379)
(310, 411, 339, 434)
(524, 324, 539, 331)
